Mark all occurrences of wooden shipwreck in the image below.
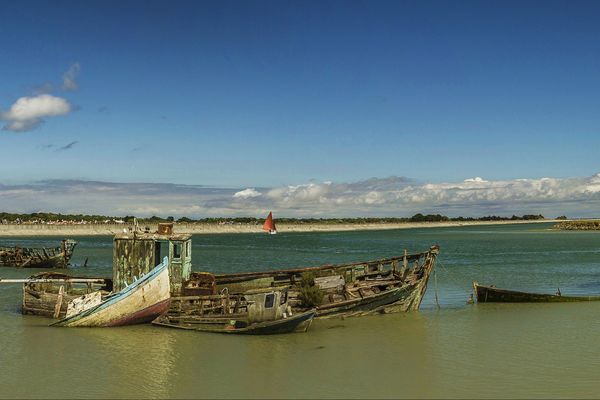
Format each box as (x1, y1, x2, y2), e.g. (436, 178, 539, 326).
(178, 245, 440, 319)
(473, 282, 600, 303)
(0, 239, 77, 268)
(20, 223, 188, 319)
(52, 257, 171, 327)
(17, 222, 438, 326)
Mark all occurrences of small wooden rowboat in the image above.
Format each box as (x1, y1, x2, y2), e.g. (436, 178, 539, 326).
(153, 289, 315, 334)
(52, 257, 171, 327)
(473, 282, 600, 303)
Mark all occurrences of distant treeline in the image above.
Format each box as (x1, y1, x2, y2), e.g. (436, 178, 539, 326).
(0, 212, 547, 224)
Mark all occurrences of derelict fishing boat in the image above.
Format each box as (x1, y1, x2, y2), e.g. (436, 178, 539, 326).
(0, 239, 77, 268)
(473, 282, 600, 303)
(262, 212, 277, 234)
(52, 257, 171, 327)
(104, 224, 437, 321)
(15, 223, 185, 320)
(194, 245, 440, 319)
(153, 288, 315, 334)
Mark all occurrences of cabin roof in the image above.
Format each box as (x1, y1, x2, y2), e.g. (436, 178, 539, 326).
(113, 232, 192, 241)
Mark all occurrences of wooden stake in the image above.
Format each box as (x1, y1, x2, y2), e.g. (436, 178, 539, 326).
(53, 285, 65, 319)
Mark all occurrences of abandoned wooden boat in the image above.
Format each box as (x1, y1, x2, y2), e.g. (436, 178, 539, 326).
(20, 223, 181, 320)
(473, 282, 600, 303)
(184, 245, 440, 319)
(111, 224, 438, 319)
(153, 288, 315, 334)
(20, 272, 113, 318)
(0, 239, 77, 268)
(52, 257, 171, 327)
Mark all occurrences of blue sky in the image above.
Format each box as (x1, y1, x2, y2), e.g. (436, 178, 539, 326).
(1, 0, 600, 216)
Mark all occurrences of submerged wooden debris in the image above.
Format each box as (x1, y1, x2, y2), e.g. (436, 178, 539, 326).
(473, 282, 600, 303)
(0, 239, 77, 268)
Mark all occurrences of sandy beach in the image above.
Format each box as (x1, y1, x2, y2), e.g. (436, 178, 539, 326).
(0, 219, 558, 237)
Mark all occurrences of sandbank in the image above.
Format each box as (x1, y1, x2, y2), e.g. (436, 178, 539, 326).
(0, 219, 558, 237)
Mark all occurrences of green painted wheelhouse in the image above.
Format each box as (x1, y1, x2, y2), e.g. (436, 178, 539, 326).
(112, 223, 192, 295)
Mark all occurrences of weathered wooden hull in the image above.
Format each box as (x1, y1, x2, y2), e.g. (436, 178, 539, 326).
(211, 246, 439, 319)
(153, 309, 315, 334)
(315, 286, 406, 318)
(473, 282, 600, 303)
(23, 287, 83, 318)
(52, 259, 171, 327)
(314, 276, 433, 318)
(0, 240, 77, 268)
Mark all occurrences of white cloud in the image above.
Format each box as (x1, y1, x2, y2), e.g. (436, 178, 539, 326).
(233, 188, 262, 199)
(62, 62, 80, 91)
(1, 94, 72, 132)
(464, 177, 488, 183)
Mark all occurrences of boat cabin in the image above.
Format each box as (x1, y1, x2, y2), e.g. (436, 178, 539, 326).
(244, 289, 290, 323)
(112, 223, 192, 295)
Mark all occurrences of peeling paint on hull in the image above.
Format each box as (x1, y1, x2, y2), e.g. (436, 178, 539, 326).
(105, 299, 171, 326)
(53, 258, 170, 327)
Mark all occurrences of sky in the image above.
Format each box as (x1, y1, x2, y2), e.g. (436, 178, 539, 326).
(1, 0, 600, 217)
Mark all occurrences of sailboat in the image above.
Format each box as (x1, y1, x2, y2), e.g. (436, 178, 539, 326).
(262, 212, 277, 235)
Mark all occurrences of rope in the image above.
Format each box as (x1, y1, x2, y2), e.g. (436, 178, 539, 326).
(435, 258, 473, 296)
(434, 269, 441, 309)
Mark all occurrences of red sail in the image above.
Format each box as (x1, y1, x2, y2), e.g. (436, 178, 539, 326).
(262, 212, 276, 232)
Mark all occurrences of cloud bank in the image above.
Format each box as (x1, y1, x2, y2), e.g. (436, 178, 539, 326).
(1, 173, 600, 218)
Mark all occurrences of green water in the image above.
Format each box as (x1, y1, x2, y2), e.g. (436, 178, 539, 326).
(2, 223, 600, 399)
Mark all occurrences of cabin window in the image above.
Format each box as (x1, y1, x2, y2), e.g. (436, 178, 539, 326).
(280, 290, 288, 305)
(186, 241, 191, 258)
(264, 293, 275, 308)
(173, 243, 181, 259)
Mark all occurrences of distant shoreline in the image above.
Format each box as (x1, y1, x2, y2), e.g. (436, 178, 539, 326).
(0, 219, 558, 237)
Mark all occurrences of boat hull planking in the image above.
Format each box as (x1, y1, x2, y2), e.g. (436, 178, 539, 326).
(153, 309, 316, 335)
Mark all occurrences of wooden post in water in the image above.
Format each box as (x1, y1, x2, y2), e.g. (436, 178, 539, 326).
(54, 285, 65, 319)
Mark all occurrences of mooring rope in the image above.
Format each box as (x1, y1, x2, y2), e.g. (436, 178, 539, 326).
(433, 269, 441, 309)
(435, 258, 473, 296)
